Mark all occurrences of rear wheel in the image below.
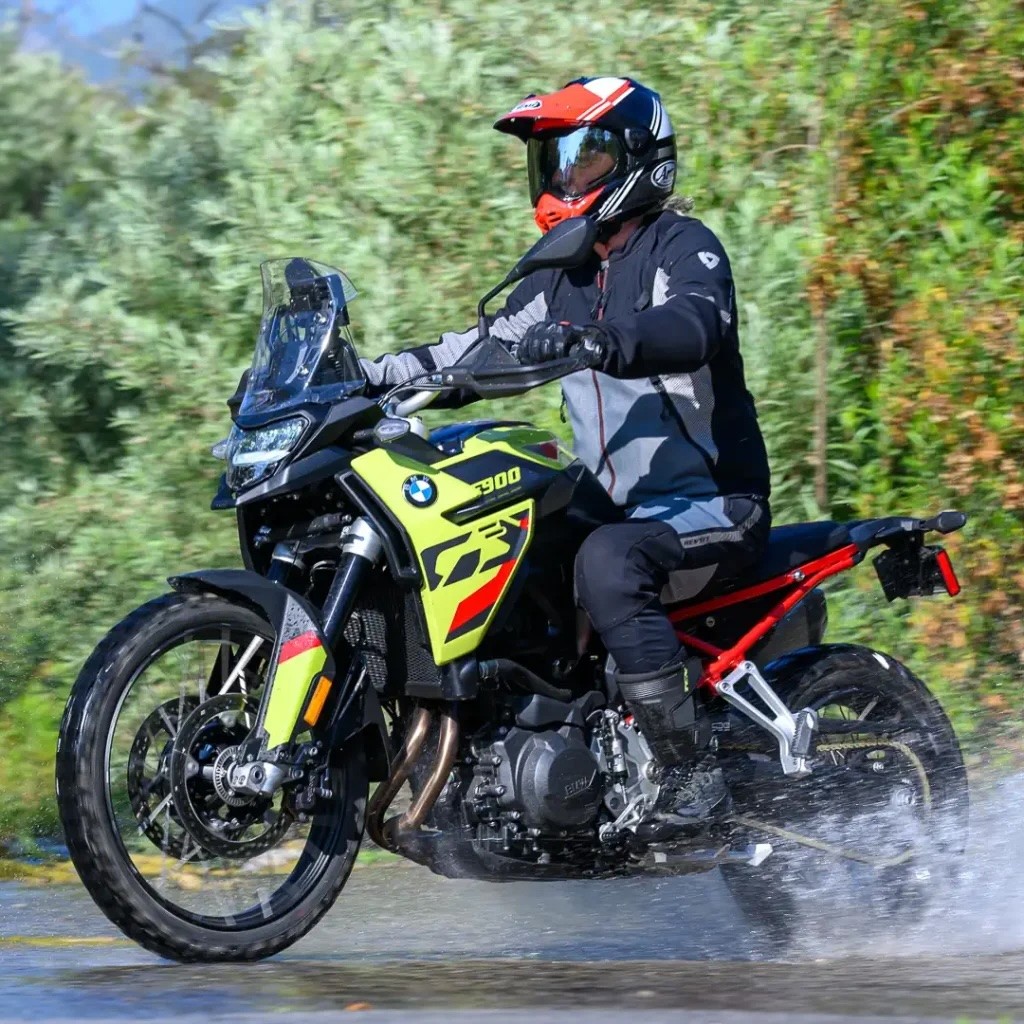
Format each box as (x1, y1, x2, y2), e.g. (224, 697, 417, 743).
(56, 592, 367, 962)
(719, 645, 968, 952)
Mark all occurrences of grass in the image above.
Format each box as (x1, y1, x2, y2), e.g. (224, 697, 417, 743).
(0, 684, 64, 844)
(0, 845, 402, 886)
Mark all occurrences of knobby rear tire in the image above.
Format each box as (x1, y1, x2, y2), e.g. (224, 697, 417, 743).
(56, 591, 368, 963)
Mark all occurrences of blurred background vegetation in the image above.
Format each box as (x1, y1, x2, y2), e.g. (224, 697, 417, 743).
(0, 0, 1021, 845)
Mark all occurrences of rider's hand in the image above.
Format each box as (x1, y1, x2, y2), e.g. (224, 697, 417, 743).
(515, 321, 606, 369)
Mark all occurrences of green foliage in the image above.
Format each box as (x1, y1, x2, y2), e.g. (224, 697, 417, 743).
(0, 0, 1021, 840)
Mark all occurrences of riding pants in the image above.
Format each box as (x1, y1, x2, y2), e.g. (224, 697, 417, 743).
(575, 495, 771, 674)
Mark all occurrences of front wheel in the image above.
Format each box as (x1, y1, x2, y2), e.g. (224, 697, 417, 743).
(56, 592, 367, 962)
(719, 645, 968, 952)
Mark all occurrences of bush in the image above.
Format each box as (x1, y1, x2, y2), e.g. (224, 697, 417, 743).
(0, 0, 1021, 840)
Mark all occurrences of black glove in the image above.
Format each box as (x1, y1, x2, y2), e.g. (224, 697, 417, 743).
(515, 321, 606, 369)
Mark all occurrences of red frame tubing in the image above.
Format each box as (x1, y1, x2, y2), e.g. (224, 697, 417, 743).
(669, 543, 861, 691)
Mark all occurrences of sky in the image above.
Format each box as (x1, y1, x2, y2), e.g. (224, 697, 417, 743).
(35, 0, 138, 33)
(10, 0, 260, 85)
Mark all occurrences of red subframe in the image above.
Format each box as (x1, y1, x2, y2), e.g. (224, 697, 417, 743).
(670, 543, 861, 691)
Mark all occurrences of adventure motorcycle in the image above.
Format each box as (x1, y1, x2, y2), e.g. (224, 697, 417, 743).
(56, 218, 969, 962)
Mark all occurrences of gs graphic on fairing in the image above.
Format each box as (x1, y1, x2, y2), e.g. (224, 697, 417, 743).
(56, 218, 969, 963)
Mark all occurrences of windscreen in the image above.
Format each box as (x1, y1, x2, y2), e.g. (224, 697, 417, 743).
(239, 258, 365, 417)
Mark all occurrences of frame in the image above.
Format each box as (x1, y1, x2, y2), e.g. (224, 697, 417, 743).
(669, 543, 863, 691)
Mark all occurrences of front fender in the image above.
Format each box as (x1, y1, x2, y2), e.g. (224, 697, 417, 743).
(169, 570, 391, 776)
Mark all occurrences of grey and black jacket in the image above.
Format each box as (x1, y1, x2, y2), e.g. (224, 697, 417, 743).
(362, 210, 771, 518)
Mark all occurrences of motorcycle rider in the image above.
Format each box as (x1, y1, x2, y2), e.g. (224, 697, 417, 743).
(362, 77, 772, 835)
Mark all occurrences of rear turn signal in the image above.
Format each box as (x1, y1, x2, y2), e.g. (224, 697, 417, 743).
(303, 674, 333, 727)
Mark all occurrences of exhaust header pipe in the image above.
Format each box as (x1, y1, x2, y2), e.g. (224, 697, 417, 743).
(365, 703, 459, 853)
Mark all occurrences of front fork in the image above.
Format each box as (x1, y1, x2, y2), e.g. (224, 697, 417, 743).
(232, 518, 383, 796)
(316, 518, 383, 643)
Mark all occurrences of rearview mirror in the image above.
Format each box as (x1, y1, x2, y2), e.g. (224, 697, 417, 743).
(510, 216, 598, 283)
(474, 216, 599, 345)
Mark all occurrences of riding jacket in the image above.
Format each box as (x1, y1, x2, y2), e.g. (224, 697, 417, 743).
(362, 210, 771, 521)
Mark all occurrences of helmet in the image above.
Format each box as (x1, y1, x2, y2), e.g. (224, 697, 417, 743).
(494, 76, 676, 234)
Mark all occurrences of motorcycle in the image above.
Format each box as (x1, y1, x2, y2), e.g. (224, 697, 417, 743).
(56, 217, 969, 962)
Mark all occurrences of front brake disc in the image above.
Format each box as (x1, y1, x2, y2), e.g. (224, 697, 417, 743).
(169, 694, 293, 860)
(127, 696, 208, 860)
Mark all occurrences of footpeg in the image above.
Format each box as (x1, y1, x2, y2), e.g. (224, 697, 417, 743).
(792, 707, 818, 759)
(716, 661, 817, 777)
(645, 841, 773, 872)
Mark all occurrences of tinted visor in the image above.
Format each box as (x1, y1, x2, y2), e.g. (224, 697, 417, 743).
(527, 127, 625, 204)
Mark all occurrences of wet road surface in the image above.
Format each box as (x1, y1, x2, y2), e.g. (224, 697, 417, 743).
(2, 858, 1023, 1023)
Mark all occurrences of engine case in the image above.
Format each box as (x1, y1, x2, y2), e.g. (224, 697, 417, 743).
(494, 727, 602, 830)
(469, 695, 605, 833)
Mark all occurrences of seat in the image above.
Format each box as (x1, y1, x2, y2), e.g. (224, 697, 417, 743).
(754, 520, 852, 582)
(665, 511, 965, 608)
(663, 520, 852, 605)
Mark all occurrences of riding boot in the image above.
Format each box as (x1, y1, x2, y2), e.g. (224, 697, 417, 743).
(615, 658, 729, 837)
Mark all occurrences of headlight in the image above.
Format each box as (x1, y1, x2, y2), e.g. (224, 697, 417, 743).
(225, 416, 307, 491)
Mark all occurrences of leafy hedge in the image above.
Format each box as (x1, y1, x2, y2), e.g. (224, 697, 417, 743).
(1, 0, 1021, 839)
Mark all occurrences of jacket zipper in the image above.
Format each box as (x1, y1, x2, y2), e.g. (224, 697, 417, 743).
(591, 265, 617, 498)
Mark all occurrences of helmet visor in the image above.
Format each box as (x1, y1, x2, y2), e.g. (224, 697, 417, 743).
(527, 127, 625, 204)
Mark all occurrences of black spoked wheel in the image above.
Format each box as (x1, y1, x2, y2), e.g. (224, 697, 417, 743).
(720, 645, 968, 954)
(56, 592, 366, 962)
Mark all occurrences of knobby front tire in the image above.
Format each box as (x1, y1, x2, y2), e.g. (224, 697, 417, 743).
(56, 591, 368, 962)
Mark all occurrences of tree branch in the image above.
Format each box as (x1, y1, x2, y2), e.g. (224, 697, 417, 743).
(18, 0, 35, 37)
(139, 2, 195, 45)
(197, 0, 222, 22)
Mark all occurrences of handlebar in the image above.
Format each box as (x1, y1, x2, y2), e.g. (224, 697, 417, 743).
(392, 389, 441, 417)
(378, 349, 586, 416)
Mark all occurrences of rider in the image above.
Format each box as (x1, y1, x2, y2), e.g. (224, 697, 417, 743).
(362, 77, 772, 833)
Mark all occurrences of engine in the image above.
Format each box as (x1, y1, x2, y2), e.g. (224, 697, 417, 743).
(466, 695, 604, 837)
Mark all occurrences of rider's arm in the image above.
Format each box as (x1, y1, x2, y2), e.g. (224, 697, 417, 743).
(595, 224, 735, 379)
(360, 277, 548, 404)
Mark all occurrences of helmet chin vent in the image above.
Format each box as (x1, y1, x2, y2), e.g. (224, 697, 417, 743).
(533, 190, 602, 234)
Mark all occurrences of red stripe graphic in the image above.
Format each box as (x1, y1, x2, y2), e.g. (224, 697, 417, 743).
(580, 82, 634, 122)
(279, 630, 322, 663)
(448, 516, 530, 635)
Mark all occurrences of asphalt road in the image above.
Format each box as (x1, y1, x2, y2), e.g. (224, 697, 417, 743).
(3, 776, 1024, 1024)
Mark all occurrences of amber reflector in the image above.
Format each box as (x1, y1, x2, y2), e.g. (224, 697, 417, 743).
(303, 675, 333, 727)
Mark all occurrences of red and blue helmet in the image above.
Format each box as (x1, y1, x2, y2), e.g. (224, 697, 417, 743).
(494, 76, 677, 234)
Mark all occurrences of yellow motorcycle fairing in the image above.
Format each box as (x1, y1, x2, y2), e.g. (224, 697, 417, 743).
(351, 427, 564, 665)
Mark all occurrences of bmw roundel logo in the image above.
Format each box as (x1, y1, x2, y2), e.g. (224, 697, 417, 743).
(403, 474, 437, 507)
